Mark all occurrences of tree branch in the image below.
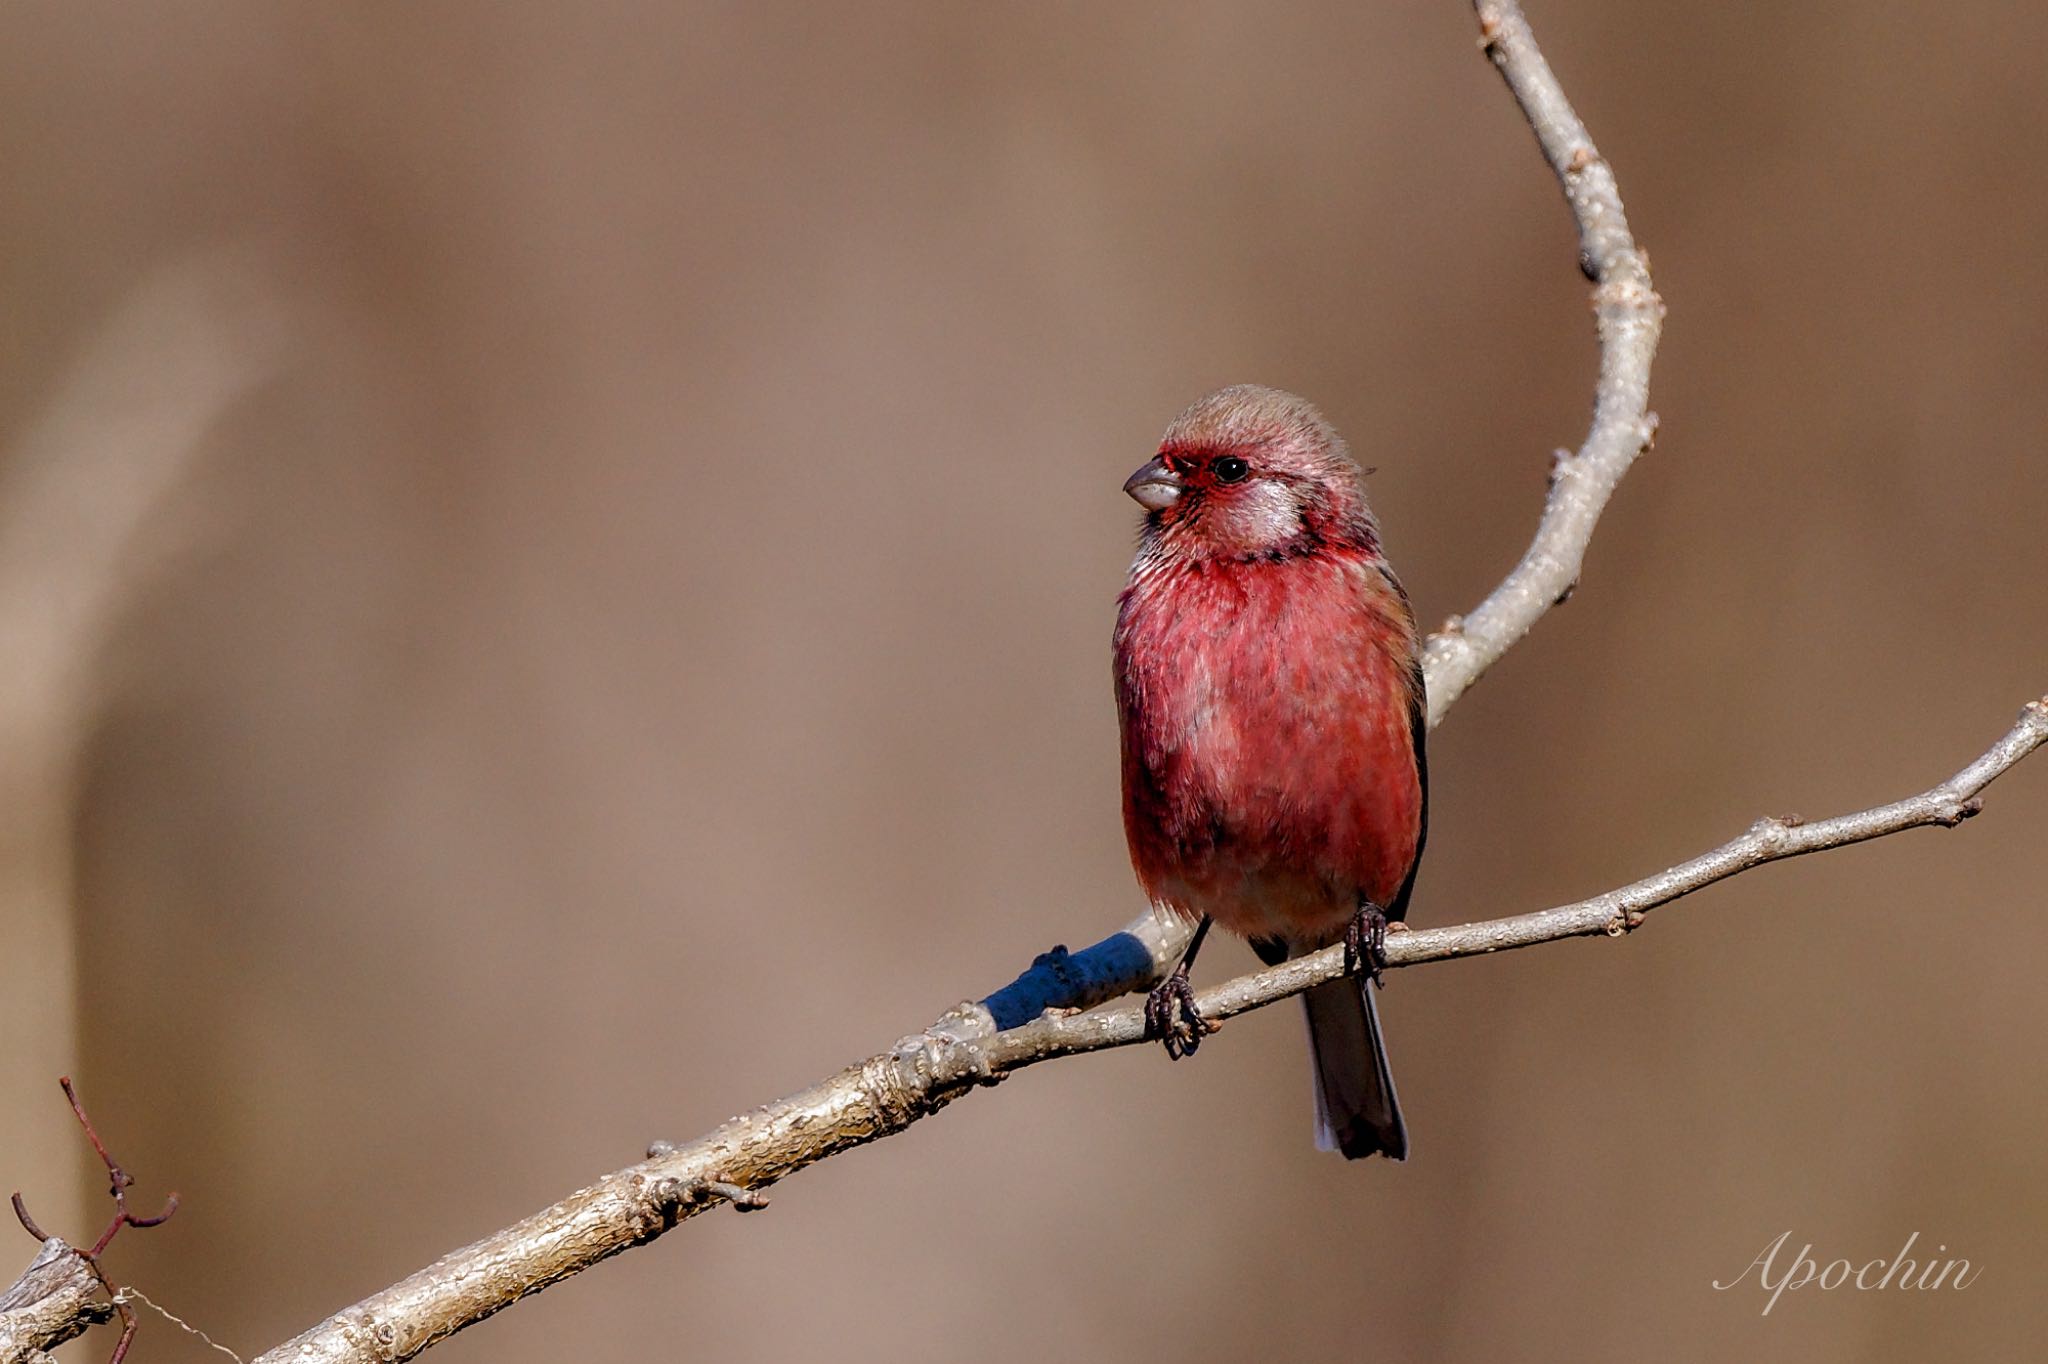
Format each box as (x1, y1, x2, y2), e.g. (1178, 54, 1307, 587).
(0, 1240, 113, 1364)
(7, 703, 2040, 1364)
(3, 1078, 180, 1364)
(986, 0, 1665, 1032)
(229, 699, 2042, 1364)
(56, 6, 2048, 1364)
(10, 3, 1671, 1359)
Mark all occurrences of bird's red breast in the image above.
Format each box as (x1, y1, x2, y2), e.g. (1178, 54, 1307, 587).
(1116, 544, 1423, 947)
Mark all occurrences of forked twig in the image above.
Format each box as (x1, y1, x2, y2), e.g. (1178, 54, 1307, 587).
(6, 1078, 179, 1364)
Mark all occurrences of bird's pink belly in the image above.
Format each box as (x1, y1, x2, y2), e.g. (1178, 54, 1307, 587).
(1132, 687, 1420, 945)
(1151, 858, 1355, 943)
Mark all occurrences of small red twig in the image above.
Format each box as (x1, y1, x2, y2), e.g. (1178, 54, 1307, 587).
(60, 1076, 180, 1254)
(9, 1075, 179, 1364)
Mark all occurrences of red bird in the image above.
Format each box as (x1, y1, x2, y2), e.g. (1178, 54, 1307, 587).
(1114, 385, 1426, 1160)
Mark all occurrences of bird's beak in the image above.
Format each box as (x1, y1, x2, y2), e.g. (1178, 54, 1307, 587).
(1123, 456, 1183, 511)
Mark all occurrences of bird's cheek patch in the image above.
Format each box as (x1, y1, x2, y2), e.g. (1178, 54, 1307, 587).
(1210, 481, 1304, 551)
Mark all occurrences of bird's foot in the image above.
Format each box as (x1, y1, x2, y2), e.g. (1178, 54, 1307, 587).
(1345, 901, 1391, 989)
(1143, 965, 1216, 1059)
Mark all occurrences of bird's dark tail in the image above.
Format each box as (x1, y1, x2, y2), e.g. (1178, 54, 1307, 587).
(1301, 976, 1408, 1161)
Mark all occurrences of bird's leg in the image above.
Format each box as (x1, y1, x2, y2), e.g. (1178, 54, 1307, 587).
(1345, 899, 1391, 989)
(1144, 915, 1218, 1059)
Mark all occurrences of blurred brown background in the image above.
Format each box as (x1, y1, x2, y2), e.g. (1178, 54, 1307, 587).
(4, 3, 2045, 1361)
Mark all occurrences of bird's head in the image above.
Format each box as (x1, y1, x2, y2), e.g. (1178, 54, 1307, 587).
(1125, 385, 1377, 562)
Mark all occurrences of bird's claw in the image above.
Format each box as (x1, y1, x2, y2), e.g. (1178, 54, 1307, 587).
(1345, 901, 1391, 989)
(1143, 967, 1216, 1059)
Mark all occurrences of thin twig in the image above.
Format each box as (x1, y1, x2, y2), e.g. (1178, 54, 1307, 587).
(1426, 0, 1665, 723)
(117, 1288, 245, 1364)
(59, 1078, 181, 1257)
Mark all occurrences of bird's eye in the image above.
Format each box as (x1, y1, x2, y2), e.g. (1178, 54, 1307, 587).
(1212, 456, 1250, 484)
